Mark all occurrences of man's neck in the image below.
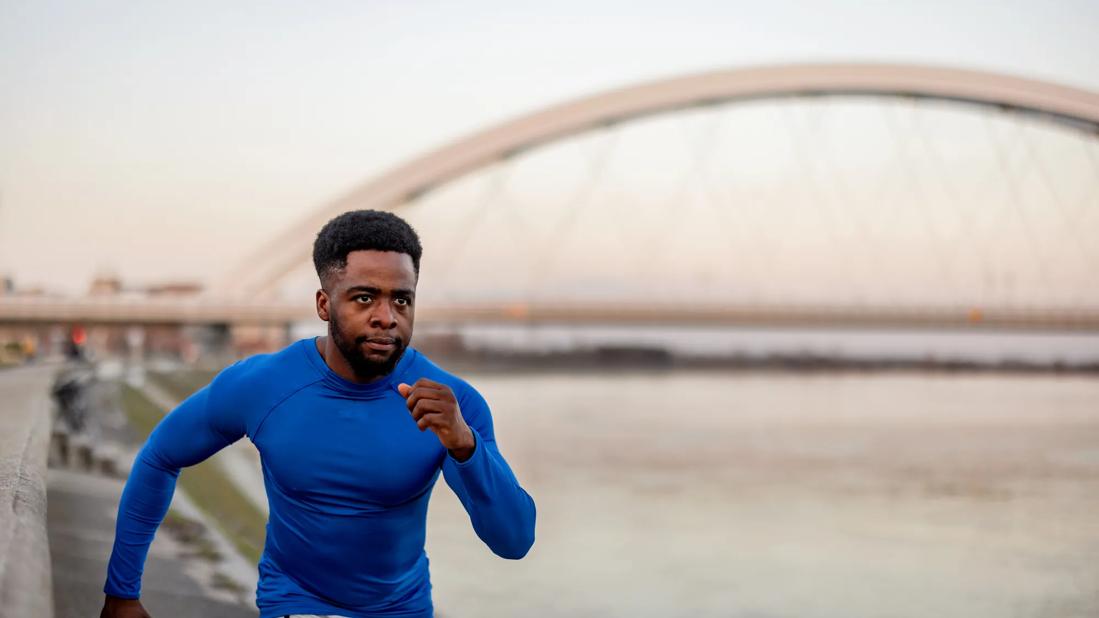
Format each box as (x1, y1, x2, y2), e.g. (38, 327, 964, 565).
(315, 335, 386, 384)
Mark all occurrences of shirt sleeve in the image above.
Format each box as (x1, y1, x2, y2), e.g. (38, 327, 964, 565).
(103, 367, 247, 599)
(441, 382, 537, 560)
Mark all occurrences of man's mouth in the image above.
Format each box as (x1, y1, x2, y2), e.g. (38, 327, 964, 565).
(363, 337, 397, 352)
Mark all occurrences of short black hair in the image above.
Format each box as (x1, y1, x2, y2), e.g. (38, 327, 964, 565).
(312, 209, 423, 287)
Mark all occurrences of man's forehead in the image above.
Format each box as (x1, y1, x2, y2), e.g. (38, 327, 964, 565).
(335, 250, 417, 289)
(345, 249, 414, 268)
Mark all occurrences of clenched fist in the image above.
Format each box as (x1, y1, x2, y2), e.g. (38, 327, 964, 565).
(101, 595, 151, 618)
(397, 378, 476, 462)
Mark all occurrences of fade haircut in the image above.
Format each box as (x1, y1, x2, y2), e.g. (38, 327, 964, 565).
(312, 210, 423, 289)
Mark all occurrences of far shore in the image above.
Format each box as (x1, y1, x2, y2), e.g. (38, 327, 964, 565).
(413, 342, 1099, 376)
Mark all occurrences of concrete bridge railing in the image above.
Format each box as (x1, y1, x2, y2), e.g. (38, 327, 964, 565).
(0, 365, 58, 618)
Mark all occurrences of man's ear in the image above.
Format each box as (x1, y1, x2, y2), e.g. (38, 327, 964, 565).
(316, 288, 331, 322)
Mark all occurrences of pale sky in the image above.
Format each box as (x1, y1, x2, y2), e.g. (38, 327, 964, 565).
(1, 1, 1097, 297)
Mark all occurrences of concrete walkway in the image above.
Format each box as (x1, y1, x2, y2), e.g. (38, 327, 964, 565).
(48, 468, 258, 618)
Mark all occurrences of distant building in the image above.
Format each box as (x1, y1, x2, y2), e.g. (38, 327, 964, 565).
(86, 276, 203, 298)
(88, 275, 124, 296)
(144, 281, 203, 297)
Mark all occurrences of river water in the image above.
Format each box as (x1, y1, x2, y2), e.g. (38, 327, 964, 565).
(424, 370, 1099, 617)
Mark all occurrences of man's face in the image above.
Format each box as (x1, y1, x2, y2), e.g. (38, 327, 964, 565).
(318, 250, 417, 382)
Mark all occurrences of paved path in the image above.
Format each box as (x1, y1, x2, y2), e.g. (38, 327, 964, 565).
(48, 468, 258, 618)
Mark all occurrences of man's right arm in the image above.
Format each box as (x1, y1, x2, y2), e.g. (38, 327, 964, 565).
(102, 370, 247, 608)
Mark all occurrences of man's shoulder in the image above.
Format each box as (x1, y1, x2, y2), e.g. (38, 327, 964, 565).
(209, 339, 321, 407)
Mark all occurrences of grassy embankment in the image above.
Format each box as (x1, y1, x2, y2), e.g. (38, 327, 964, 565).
(118, 376, 265, 565)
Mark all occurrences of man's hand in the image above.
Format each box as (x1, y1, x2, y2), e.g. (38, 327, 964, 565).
(397, 379, 476, 461)
(100, 595, 151, 618)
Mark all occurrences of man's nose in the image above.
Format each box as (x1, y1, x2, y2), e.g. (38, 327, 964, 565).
(370, 301, 397, 328)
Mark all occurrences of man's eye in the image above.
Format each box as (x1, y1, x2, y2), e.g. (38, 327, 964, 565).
(395, 298, 410, 306)
(356, 295, 373, 303)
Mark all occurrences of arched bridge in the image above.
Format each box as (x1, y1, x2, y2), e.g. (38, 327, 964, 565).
(214, 62, 1099, 316)
(6, 63, 1098, 333)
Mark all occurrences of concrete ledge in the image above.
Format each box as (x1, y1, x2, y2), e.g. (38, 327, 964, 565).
(0, 365, 58, 618)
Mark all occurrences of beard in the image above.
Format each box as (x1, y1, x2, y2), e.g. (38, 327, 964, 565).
(329, 312, 407, 382)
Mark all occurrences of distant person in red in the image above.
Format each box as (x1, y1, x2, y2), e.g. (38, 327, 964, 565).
(101, 210, 536, 618)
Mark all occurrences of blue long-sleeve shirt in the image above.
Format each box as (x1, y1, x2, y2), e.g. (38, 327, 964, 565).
(104, 337, 536, 617)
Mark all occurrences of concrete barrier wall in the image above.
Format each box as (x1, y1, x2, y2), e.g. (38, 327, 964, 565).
(0, 365, 58, 618)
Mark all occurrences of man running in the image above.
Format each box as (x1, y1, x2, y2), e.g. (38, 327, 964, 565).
(101, 210, 537, 618)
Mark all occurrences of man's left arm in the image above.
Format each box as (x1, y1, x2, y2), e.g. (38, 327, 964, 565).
(399, 379, 536, 559)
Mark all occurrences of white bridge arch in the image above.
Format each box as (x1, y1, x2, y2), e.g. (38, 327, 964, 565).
(218, 63, 1099, 297)
(211, 63, 1099, 330)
